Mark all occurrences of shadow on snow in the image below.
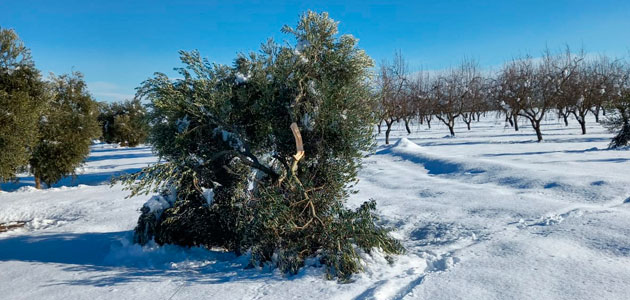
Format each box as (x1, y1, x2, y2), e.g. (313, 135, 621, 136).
(0, 168, 145, 192)
(0, 145, 153, 192)
(0, 231, 282, 287)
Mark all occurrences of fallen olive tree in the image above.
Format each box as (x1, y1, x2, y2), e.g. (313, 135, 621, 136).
(118, 11, 402, 281)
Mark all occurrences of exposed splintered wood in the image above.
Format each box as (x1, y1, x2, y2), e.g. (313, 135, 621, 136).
(0, 221, 26, 233)
(290, 122, 304, 162)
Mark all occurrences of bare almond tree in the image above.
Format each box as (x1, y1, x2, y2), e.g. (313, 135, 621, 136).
(602, 57, 630, 147)
(498, 50, 579, 142)
(493, 60, 527, 132)
(432, 62, 482, 137)
(459, 60, 485, 131)
(563, 55, 610, 134)
(399, 82, 417, 134)
(408, 71, 432, 131)
(376, 51, 408, 144)
(417, 73, 436, 129)
(432, 74, 460, 136)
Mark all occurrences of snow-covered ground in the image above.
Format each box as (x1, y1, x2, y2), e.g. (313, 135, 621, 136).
(1, 115, 630, 300)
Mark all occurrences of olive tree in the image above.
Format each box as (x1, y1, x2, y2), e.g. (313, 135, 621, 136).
(0, 27, 46, 188)
(99, 98, 149, 147)
(30, 72, 101, 188)
(120, 11, 402, 281)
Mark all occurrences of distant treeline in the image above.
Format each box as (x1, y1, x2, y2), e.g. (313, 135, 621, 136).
(375, 49, 630, 146)
(0, 27, 149, 189)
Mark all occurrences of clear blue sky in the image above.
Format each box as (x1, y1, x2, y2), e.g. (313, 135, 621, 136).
(2, 0, 629, 102)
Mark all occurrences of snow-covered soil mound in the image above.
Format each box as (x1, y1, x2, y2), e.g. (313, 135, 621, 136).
(1, 116, 630, 299)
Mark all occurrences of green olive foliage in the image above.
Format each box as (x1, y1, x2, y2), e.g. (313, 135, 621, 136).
(0, 27, 46, 184)
(98, 99, 149, 147)
(121, 12, 402, 281)
(30, 72, 101, 187)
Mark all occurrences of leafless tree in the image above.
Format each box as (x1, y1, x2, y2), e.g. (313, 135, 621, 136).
(376, 51, 408, 144)
(561, 54, 610, 134)
(601, 59, 630, 147)
(432, 62, 482, 137)
(407, 71, 432, 131)
(493, 60, 528, 132)
(432, 75, 458, 136)
(458, 60, 485, 131)
(399, 82, 416, 134)
(496, 50, 580, 142)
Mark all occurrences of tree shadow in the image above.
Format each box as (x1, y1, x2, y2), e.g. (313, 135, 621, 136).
(0, 145, 154, 192)
(89, 145, 152, 154)
(543, 158, 630, 164)
(0, 231, 284, 287)
(85, 153, 154, 162)
(407, 136, 610, 147)
(0, 231, 131, 266)
(481, 147, 601, 158)
(0, 168, 144, 192)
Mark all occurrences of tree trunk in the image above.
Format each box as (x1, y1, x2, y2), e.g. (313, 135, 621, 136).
(385, 120, 393, 144)
(35, 176, 41, 189)
(437, 115, 456, 136)
(425, 116, 431, 129)
(513, 114, 519, 131)
(531, 119, 543, 142)
(465, 120, 471, 130)
(377, 119, 383, 134)
(573, 111, 587, 134)
(404, 118, 411, 134)
(562, 114, 568, 126)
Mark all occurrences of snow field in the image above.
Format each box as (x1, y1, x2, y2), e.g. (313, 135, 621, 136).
(1, 114, 630, 299)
